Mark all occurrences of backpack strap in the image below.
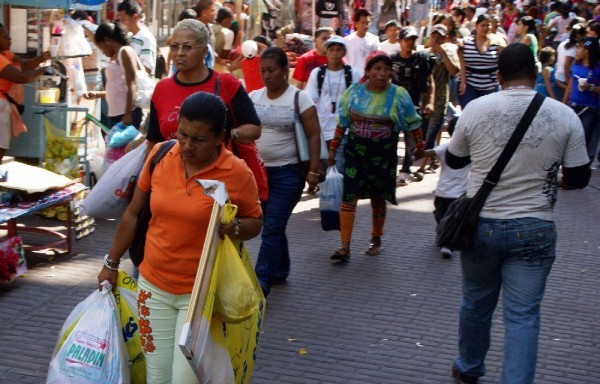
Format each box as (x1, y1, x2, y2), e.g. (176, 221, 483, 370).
(317, 65, 327, 97)
(344, 65, 353, 89)
(318, 65, 353, 96)
(149, 139, 177, 176)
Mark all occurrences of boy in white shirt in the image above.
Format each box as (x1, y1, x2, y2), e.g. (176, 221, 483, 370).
(378, 20, 400, 55)
(344, 8, 379, 78)
(117, 0, 157, 76)
(305, 35, 361, 175)
(417, 143, 469, 258)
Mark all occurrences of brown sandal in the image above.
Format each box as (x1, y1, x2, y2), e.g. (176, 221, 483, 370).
(365, 238, 383, 256)
(330, 248, 351, 263)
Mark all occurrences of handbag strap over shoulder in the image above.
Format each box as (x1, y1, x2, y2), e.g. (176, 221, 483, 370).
(294, 89, 300, 117)
(117, 46, 145, 73)
(149, 140, 177, 177)
(481, 92, 545, 191)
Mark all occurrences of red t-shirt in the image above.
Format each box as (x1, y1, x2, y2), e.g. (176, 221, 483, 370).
(242, 57, 264, 93)
(292, 50, 328, 84)
(147, 70, 256, 142)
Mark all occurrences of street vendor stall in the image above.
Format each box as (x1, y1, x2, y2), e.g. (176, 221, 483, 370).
(0, 0, 107, 185)
(0, 160, 93, 283)
(0, 1, 103, 283)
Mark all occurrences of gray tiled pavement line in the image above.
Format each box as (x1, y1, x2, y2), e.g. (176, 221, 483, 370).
(1, 170, 599, 384)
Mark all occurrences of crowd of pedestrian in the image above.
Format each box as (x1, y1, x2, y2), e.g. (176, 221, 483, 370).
(84, 0, 598, 383)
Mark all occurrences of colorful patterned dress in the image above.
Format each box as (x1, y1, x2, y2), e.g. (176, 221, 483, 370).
(337, 82, 421, 204)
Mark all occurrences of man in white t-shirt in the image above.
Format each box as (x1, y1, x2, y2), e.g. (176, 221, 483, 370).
(212, 6, 235, 60)
(446, 43, 590, 384)
(118, 0, 157, 76)
(378, 20, 400, 55)
(305, 35, 360, 174)
(305, 35, 361, 143)
(344, 8, 379, 78)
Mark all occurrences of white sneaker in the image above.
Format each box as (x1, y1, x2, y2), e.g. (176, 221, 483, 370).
(440, 247, 453, 258)
(397, 172, 411, 186)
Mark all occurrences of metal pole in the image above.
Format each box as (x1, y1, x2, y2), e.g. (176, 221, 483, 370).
(151, 0, 158, 36)
(312, 0, 316, 37)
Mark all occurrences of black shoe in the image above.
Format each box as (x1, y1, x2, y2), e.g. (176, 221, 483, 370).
(272, 273, 288, 285)
(452, 366, 478, 384)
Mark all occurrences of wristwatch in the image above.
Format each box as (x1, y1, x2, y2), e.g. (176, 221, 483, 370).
(233, 218, 241, 237)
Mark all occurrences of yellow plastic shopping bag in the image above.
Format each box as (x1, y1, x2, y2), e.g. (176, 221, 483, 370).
(179, 202, 265, 384)
(114, 270, 146, 384)
(215, 205, 261, 323)
(212, 203, 265, 383)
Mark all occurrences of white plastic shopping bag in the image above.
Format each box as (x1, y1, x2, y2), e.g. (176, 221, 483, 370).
(47, 282, 130, 384)
(319, 166, 343, 231)
(80, 141, 147, 219)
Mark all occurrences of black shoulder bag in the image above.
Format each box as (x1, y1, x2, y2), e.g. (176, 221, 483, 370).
(436, 93, 545, 251)
(129, 140, 177, 266)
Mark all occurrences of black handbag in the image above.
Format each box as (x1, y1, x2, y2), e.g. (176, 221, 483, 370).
(129, 140, 176, 266)
(436, 93, 545, 251)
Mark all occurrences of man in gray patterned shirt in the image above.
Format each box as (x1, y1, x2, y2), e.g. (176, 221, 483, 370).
(446, 43, 590, 384)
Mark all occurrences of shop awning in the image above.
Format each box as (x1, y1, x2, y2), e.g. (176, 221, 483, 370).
(0, 0, 107, 10)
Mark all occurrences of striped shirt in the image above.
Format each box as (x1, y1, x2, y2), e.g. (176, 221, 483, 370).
(462, 37, 500, 91)
(130, 26, 157, 76)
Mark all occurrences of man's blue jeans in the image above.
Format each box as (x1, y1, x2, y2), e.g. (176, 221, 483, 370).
(425, 112, 444, 150)
(255, 164, 304, 296)
(454, 217, 556, 384)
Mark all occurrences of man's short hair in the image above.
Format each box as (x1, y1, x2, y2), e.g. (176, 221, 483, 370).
(117, 0, 142, 16)
(353, 8, 371, 23)
(498, 43, 536, 82)
(253, 35, 272, 47)
(384, 20, 400, 31)
(315, 27, 334, 39)
(178, 8, 198, 21)
(453, 6, 466, 18)
(216, 7, 233, 23)
(193, 0, 214, 16)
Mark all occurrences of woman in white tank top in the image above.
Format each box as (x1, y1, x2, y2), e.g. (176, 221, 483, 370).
(84, 22, 143, 128)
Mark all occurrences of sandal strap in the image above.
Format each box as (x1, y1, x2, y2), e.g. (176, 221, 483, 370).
(370, 237, 382, 246)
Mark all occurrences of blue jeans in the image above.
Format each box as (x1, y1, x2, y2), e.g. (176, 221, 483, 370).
(425, 112, 444, 150)
(459, 83, 498, 109)
(255, 164, 305, 296)
(577, 107, 600, 162)
(454, 217, 556, 384)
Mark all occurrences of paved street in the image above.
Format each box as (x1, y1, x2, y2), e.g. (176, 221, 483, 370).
(1, 166, 599, 384)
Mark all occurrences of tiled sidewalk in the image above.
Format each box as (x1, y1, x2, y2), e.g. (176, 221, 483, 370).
(1, 170, 598, 383)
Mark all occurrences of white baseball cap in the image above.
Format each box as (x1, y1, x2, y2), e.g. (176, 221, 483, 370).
(242, 40, 258, 59)
(323, 35, 347, 50)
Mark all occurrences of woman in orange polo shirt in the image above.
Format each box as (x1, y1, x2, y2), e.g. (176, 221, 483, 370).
(97, 92, 263, 383)
(0, 24, 50, 163)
